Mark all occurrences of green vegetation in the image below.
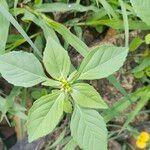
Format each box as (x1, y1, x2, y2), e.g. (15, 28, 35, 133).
(0, 0, 149, 150)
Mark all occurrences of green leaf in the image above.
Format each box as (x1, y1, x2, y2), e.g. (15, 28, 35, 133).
(78, 44, 128, 80)
(0, 96, 11, 125)
(108, 75, 132, 103)
(28, 91, 64, 142)
(0, 51, 46, 87)
(145, 67, 150, 77)
(42, 79, 61, 87)
(31, 88, 47, 99)
(0, 6, 42, 58)
(34, 0, 43, 5)
(129, 37, 143, 51)
(0, 0, 9, 55)
(78, 19, 150, 30)
(42, 14, 89, 57)
(6, 87, 21, 107)
(43, 36, 71, 79)
(74, 25, 83, 40)
(35, 11, 132, 113)
(71, 83, 108, 109)
(63, 98, 72, 113)
(6, 33, 39, 53)
(102, 86, 149, 123)
(35, 3, 98, 13)
(134, 71, 144, 79)
(120, 87, 150, 133)
(48, 129, 67, 149)
(63, 139, 77, 150)
(95, 0, 118, 19)
(23, 10, 59, 43)
(145, 33, 150, 44)
(132, 57, 150, 73)
(33, 34, 44, 58)
(39, 13, 135, 107)
(14, 0, 19, 17)
(70, 105, 108, 150)
(119, 0, 129, 47)
(130, 0, 150, 26)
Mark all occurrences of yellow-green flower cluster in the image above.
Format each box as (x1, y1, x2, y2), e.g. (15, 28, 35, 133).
(60, 78, 72, 92)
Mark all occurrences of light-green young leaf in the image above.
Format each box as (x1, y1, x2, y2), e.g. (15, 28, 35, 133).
(43, 36, 71, 79)
(130, 0, 150, 26)
(63, 139, 77, 150)
(0, 0, 9, 55)
(28, 91, 64, 142)
(42, 79, 61, 87)
(70, 105, 108, 150)
(78, 44, 128, 80)
(63, 97, 73, 113)
(71, 83, 108, 109)
(0, 51, 46, 87)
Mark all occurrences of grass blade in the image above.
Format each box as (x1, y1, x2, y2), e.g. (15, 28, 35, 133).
(0, 0, 9, 55)
(102, 86, 149, 122)
(23, 10, 59, 43)
(108, 75, 132, 103)
(119, 86, 150, 133)
(95, 0, 118, 19)
(40, 13, 89, 56)
(119, 0, 129, 47)
(35, 3, 98, 13)
(0, 6, 42, 58)
(77, 19, 150, 30)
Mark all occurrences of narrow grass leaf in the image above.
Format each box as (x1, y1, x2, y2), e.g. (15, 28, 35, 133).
(102, 86, 149, 122)
(96, 0, 118, 19)
(119, 0, 129, 47)
(41, 14, 89, 56)
(0, 6, 42, 58)
(78, 19, 150, 30)
(108, 75, 132, 103)
(35, 3, 98, 13)
(23, 10, 59, 43)
(120, 86, 150, 133)
(0, 0, 9, 55)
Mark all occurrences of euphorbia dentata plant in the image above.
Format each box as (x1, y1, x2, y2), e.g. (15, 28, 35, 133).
(0, 36, 128, 150)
